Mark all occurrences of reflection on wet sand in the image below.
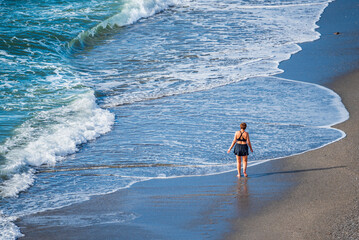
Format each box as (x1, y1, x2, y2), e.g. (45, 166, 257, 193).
(236, 177, 249, 211)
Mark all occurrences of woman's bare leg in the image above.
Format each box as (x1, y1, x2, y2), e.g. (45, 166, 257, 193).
(242, 155, 248, 177)
(236, 155, 241, 177)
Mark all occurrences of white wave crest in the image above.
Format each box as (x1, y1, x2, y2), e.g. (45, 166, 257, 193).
(69, 0, 179, 48)
(0, 170, 35, 198)
(0, 91, 114, 197)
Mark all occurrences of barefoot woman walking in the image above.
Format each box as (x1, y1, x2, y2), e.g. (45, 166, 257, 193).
(227, 122, 253, 177)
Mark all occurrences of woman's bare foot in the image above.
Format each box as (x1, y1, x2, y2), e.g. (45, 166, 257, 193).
(243, 172, 248, 177)
(237, 174, 241, 178)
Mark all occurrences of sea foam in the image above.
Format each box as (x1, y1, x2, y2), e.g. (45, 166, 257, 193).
(0, 91, 114, 198)
(0, 211, 23, 240)
(76, 0, 333, 109)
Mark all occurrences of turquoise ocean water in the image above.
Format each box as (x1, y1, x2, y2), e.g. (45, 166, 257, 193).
(0, 0, 348, 238)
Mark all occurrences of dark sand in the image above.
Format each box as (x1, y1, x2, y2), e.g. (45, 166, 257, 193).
(17, 0, 359, 239)
(277, 0, 359, 84)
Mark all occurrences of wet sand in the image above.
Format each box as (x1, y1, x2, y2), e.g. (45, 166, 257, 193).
(18, 157, 302, 239)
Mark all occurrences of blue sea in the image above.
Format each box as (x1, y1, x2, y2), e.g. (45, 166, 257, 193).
(0, 0, 348, 238)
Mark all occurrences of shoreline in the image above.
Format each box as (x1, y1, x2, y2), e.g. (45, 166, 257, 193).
(15, 0, 359, 239)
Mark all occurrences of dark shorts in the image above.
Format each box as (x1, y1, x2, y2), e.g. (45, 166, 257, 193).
(233, 144, 249, 156)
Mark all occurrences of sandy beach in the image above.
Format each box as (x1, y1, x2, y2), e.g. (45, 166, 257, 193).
(16, 0, 359, 239)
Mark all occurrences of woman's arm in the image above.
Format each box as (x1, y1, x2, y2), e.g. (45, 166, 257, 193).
(247, 133, 253, 152)
(227, 132, 237, 153)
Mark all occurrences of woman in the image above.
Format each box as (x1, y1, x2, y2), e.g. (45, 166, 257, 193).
(227, 122, 253, 178)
